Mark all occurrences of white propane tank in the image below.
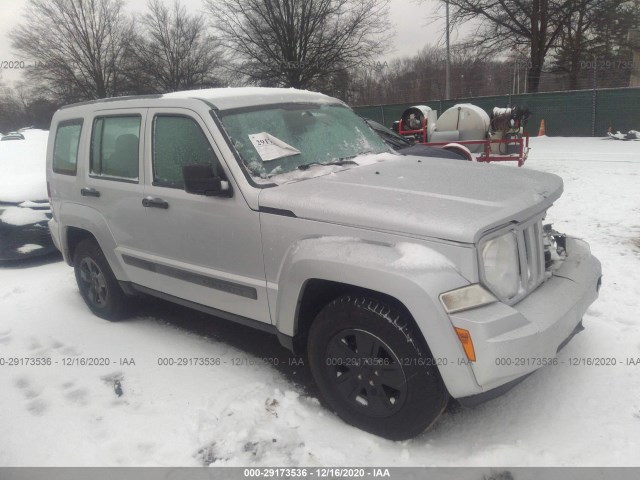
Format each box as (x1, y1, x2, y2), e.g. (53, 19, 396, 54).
(432, 104, 490, 152)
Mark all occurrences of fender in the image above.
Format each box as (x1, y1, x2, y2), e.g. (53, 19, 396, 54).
(442, 142, 474, 161)
(58, 202, 129, 281)
(273, 236, 482, 398)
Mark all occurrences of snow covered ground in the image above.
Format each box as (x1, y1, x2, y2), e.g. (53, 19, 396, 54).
(0, 136, 639, 467)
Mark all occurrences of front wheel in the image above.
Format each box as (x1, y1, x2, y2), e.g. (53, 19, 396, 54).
(73, 238, 131, 321)
(307, 295, 448, 440)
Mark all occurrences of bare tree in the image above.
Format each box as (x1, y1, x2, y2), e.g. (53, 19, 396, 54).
(204, 0, 392, 89)
(343, 43, 516, 106)
(10, 0, 135, 102)
(0, 81, 59, 132)
(441, 0, 578, 93)
(130, 0, 223, 93)
(0, 95, 23, 133)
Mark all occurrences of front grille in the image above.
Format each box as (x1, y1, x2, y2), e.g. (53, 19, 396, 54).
(518, 219, 546, 293)
(479, 214, 548, 305)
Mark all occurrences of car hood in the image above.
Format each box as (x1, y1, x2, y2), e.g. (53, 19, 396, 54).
(258, 156, 563, 244)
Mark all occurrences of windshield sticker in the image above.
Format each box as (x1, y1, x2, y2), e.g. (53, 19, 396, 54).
(248, 132, 301, 161)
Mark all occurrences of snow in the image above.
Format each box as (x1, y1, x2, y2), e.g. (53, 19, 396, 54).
(16, 244, 44, 254)
(608, 130, 640, 141)
(0, 206, 49, 226)
(300, 237, 453, 273)
(18, 201, 49, 208)
(0, 129, 49, 203)
(0, 136, 639, 467)
(391, 242, 454, 270)
(348, 151, 399, 167)
(162, 87, 341, 111)
(265, 152, 399, 185)
(492, 107, 511, 117)
(162, 87, 333, 102)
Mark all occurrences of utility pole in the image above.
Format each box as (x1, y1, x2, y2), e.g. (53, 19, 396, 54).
(591, 54, 597, 137)
(445, 0, 451, 100)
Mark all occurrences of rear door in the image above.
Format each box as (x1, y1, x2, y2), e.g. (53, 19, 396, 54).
(82, 109, 149, 281)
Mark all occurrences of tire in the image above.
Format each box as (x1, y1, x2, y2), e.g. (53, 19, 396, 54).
(73, 238, 131, 321)
(307, 294, 448, 440)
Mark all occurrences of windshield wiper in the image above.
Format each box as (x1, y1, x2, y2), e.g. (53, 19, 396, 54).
(296, 158, 359, 171)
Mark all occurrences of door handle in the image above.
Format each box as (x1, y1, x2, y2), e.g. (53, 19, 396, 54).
(142, 197, 169, 209)
(80, 187, 100, 197)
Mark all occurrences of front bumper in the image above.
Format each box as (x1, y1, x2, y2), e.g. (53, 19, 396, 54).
(0, 216, 56, 261)
(449, 237, 601, 398)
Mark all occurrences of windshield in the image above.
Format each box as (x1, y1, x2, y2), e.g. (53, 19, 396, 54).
(219, 103, 390, 182)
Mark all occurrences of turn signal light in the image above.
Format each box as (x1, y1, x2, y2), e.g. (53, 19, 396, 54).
(454, 327, 476, 362)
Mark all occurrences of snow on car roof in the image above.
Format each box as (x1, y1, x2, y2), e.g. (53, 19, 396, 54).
(60, 87, 345, 110)
(59, 87, 343, 112)
(162, 87, 343, 110)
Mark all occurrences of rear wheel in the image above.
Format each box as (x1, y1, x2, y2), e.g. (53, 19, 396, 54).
(307, 294, 448, 440)
(73, 239, 130, 321)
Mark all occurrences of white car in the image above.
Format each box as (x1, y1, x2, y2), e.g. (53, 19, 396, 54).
(0, 129, 55, 260)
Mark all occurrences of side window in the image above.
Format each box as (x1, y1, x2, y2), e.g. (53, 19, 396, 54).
(91, 115, 141, 181)
(53, 120, 83, 175)
(153, 115, 219, 189)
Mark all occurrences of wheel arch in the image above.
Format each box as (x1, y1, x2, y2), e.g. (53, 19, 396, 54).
(292, 279, 418, 355)
(58, 202, 127, 280)
(65, 226, 98, 265)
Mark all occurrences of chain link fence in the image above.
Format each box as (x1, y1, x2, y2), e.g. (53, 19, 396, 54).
(353, 87, 640, 137)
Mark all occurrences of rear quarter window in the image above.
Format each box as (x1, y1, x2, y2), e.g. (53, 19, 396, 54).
(52, 120, 83, 175)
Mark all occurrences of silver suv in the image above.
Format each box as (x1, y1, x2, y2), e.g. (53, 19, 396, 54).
(46, 88, 601, 440)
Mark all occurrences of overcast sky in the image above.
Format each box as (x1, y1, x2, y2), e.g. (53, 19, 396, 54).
(0, 0, 467, 86)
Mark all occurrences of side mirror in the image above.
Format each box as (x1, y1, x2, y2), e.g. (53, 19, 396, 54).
(182, 164, 230, 197)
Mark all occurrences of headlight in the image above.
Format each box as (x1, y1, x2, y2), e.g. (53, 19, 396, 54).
(481, 231, 520, 300)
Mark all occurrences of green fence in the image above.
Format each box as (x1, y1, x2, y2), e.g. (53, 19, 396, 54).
(353, 87, 640, 137)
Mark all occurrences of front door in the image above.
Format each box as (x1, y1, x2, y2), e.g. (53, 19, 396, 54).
(131, 108, 270, 324)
